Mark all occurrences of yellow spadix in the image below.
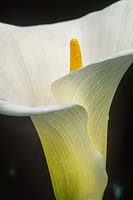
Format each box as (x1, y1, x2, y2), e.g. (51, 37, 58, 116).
(70, 39, 83, 72)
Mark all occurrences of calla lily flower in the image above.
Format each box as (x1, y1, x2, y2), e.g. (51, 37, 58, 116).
(0, 0, 133, 199)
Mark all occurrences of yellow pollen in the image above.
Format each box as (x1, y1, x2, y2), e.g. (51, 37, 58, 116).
(70, 39, 83, 72)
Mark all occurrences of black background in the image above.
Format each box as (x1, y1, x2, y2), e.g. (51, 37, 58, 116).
(0, 0, 133, 200)
(0, 0, 118, 25)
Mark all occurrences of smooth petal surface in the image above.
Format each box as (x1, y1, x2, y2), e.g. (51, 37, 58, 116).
(32, 105, 107, 200)
(79, 0, 133, 65)
(1, 0, 133, 108)
(0, 99, 74, 116)
(0, 21, 81, 107)
(52, 52, 133, 159)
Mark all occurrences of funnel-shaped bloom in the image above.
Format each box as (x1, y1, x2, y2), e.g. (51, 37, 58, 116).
(0, 0, 133, 199)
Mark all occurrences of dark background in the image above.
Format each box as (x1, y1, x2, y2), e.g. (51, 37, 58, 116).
(0, 0, 132, 200)
(0, 0, 118, 25)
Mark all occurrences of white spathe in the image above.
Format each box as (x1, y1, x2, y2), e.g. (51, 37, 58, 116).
(80, 0, 133, 64)
(0, 21, 80, 106)
(0, 0, 133, 107)
(0, 0, 133, 200)
(52, 52, 133, 158)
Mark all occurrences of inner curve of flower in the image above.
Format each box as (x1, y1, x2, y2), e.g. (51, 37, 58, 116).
(70, 39, 82, 71)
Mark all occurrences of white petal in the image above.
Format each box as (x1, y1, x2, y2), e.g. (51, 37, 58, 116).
(0, 21, 81, 106)
(52, 52, 133, 159)
(0, 98, 74, 116)
(0, 0, 132, 107)
(32, 105, 107, 200)
(79, 0, 133, 64)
